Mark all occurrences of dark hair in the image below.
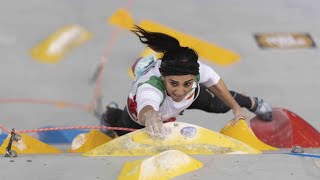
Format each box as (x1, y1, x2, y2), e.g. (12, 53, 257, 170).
(131, 25, 199, 76)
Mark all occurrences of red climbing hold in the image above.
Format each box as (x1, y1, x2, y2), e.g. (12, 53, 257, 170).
(250, 108, 320, 148)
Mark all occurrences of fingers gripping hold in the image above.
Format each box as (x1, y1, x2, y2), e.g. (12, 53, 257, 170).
(144, 111, 170, 137)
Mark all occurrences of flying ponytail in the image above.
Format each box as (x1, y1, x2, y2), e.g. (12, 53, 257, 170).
(131, 25, 199, 76)
(131, 25, 180, 53)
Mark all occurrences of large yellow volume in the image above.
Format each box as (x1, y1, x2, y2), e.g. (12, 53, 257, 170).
(220, 119, 278, 151)
(118, 150, 203, 180)
(139, 20, 240, 66)
(68, 130, 113, 153)
(31, 25, 92, 63)
(83, 122, 260, 156)
(0, 133, 62, 154)
(108, 9, 240, 66)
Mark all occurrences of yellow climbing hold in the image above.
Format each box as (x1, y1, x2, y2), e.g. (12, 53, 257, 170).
(220, 119, 278, 151)
(0, 133, 62, 154)
(83, 122, 260, 156)
(31, 25, 92, 63)
(118, 150, 203, 180)
(108, 9, 240, 66)
(108, 8, 134, 29)
(139, 20, 240, 66)
(68, 130, 113, 153)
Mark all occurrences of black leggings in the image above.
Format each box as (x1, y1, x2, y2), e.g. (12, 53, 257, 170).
(106, 84, 253, 136)
(187, 84, 252, 113)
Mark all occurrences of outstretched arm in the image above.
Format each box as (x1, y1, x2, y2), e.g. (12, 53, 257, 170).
(135, 84, 170, 137)
(207, 79, 249, 125)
